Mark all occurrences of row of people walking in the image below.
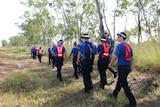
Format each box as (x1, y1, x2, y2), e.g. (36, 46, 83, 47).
(31, 31, 137, 107)
(76, 33, 117, 92)
(31, 46, 43, 63)
(72, 32, 136, 107)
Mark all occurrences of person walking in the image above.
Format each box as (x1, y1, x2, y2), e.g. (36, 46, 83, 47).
(31, 46, 34, 59)
(69, 42, 79, 79)
(105, 33, 117, 78)
(48, 46, 52, 65)
(77, 40, 83, 75)
(76, 34, 97, 93)
(51, 44, 56, 68)
(105, 33, 115, 54)
(38, 46, 43, 63)
(90, 42, 97, 73)
(52, 40, 66, 81)
(33, 46, 37, 60)
(97, 36, 112, 89)
(108, 32, 137, 107)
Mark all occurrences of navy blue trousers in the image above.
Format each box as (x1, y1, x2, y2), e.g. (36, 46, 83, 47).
(81, 59, 93, 92)
(98, 59, 110, 87)
(55, 58, 63, 81)
(73, 57, 78, 78)
(113, 65, 136, 105)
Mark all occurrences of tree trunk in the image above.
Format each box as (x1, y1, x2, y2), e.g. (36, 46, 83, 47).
(139, 0, 153, 38)
(102, 0, 112, 38)
(96, 0, 104, 37)
(138, 0, 141, 45)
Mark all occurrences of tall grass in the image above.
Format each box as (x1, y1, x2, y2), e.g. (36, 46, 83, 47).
(133, 41, 160, 73)
(0, 42, 160, 107)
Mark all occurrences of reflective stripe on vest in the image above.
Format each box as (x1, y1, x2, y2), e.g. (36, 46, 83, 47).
(102, 43, 109, 58)
(56, 46, 63, 58)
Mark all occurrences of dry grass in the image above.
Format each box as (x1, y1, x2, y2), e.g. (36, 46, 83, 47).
(0, 46, 160, 107)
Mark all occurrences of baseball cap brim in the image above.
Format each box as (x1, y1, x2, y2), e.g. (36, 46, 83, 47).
(81, 35, 89, 38)
(117, 33, 126, 38)
(99, 38, 106, 42)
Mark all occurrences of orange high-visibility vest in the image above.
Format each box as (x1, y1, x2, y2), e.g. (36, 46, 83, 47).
(39, 49, 42, 55)
(56, 46, 63, 58)
(102, 43, 109, 58)
(123, 44, 131, 60)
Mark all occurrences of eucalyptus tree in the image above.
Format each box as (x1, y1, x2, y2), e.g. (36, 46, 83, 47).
(96, 0, 105, 37)
(1, 40, 9, 47)
(9, 35, 27, 46)
(96, 0, 132, 39)
(20, 17, 41, 46)
(50, 0, 99, 42)
(111, 0, 132, 39)
(129, 0, 160, 44)
(20, 0, 56, 45)
(102, 0, 111, 38)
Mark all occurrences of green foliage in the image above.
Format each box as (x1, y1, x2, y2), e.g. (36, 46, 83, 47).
(156, 9, 160, 15)
(20, 0, 56, 45)
(9, 35, 27, 46)
(1, 40, 9, 47)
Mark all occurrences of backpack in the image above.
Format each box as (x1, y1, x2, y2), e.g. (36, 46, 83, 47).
(84, 42, 93, 59)
(39, 49, 43, 55)
(123, 44, 131, 60)
(106, 38, 114, 52)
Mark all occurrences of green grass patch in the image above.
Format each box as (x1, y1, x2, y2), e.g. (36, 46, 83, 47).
(133, 41, 160, 73)
(0, 43, 160, 107)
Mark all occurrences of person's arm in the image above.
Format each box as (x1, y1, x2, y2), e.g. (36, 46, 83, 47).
(76, 52, 82, 65)
(63, 47, 67, 62)
(130, 56, 133, 67)
(108, 54, 117, 68)
(63, 52, 67, 63)
(130, 48, 133, 71)
(69, 48, 73, 59)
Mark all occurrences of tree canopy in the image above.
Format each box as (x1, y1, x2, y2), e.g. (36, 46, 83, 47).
(2, 0, 160, 46)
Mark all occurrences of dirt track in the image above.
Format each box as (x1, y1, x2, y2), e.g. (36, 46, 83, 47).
(0, 53, 160, 106)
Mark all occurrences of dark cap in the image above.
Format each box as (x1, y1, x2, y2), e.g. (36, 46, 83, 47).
(59, 39, 64, 43)
(99, 36, 106, 42)
(117, 32, 127, 39)
(104, 32, 109, 36)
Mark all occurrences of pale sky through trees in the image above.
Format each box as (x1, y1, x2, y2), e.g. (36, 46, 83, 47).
(0, 0, 137, 46)
(0, 0, 26, 45)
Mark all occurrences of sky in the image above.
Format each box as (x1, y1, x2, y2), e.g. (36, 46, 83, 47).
(0, 0, 25, 46)
(0, 0, 138, 46)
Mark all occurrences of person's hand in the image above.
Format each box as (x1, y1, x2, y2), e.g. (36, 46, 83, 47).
(64, 59, 66, 63)
(108, 63, 111, 68)
(76, 60, 80, 65)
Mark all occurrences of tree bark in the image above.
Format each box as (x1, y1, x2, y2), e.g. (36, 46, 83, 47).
(102, 0, 112, 38)
(138, 0, 141, 44)
(96, 0, 104, 37)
